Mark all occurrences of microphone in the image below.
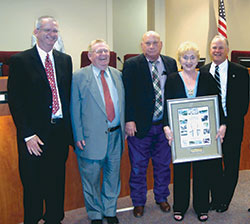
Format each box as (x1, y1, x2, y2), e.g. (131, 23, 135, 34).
(117, 56, 124, 65)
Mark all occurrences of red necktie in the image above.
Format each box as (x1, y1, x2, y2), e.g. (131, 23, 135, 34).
(45, 54, 59, 114)
(100, 70, 115, 122)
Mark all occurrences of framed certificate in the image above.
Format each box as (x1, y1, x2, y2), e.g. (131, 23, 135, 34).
(167, 95, 222, 163)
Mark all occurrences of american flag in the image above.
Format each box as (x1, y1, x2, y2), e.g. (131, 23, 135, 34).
(218, 0, 227, 38)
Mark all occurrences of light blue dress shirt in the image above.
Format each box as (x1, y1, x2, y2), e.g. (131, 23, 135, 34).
(92, 65, 120, 128)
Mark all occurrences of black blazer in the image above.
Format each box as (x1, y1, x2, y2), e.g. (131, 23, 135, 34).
(163, 70, 226, 127)
(122, 53, 178, 138)
(200, 61, 249, 140)
(8, 46, 73, 156)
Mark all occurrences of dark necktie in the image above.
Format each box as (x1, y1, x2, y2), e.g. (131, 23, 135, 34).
(214, 65, 222, 96)
(100, 70, 115, 122)
(45, 54, 59, 114)
(151, 61, 163, 118)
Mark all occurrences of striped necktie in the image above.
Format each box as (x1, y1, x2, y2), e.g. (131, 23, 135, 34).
(214, 65, 221, 96)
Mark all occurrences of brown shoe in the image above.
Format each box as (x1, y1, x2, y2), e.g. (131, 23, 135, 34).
(156, 201, 171, 212)
(133, 206, 144, 218)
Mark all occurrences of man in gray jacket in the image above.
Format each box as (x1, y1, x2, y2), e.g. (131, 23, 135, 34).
(70, 39, 125, 224)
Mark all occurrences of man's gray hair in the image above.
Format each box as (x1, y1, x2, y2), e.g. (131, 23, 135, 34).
(35, 16, 57, 29)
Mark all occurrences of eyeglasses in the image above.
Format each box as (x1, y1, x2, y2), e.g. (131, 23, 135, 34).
(94, 49, 109, 54)
(39, 28, 59, 34)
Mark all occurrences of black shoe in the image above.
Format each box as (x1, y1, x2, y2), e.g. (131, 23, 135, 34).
(248, 208, 250, 212)
(216, 204, 229, 213)
(104, 216, 119, 224)
(91, 219, 103, 224)
(209, 202, 216, 211)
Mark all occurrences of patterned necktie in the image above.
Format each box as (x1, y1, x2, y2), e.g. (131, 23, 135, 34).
(214, 65, 222, 96)
(100, 70, 115, 122)
(45, 54, 59, 115)
(151, 61, 163, 118)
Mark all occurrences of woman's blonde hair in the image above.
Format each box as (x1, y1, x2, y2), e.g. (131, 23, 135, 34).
(177, 41, 200, 62)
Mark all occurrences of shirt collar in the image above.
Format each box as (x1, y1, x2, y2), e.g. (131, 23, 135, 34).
(92, 65, 109, 78)
(211, 59, 228, 71)
(36, 45, 53, 62)
(146, 56, 161, 64)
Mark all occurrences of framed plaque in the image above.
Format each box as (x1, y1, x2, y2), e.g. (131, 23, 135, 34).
(167, 95, 222, 163)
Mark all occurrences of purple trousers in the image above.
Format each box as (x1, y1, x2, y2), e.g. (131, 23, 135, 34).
(127, 124, 171, 206)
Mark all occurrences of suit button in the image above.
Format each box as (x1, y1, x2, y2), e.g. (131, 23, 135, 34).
(105, 120, 108, 123)
(105, 131, 108, 134)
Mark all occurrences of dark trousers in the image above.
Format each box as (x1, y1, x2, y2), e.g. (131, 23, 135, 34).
(18, 122, 68, 224)
(173, 158, 222, 214)
(211, 131, 243, 206)
(127, 124, 171, 206)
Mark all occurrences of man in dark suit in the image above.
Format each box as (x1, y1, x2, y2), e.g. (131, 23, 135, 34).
(200, 35, 249, 212)
(8, 16, 73, 224)
(122, 31, 178, 217)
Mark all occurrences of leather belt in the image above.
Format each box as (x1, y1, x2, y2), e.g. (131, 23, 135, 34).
(108, 125, 120, 132)
(51, 118, 63, 124)
(152, 119, 163, 125)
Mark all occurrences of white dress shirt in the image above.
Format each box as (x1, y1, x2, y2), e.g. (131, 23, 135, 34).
(209, 59, 228, 117)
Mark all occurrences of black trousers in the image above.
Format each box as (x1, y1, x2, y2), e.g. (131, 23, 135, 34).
(173, 158, 223, 214)
(211, 131, 243, 206)
(18, 121, 69, 224)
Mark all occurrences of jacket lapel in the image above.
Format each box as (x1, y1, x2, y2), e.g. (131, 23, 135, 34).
(30, 47, 50, 87)
(139, 54, 155, 91)
(86, 66, 106, 114)
(108, 67, 123, 115)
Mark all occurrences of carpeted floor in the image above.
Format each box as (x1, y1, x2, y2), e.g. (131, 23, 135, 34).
(33, 170, 250, 224)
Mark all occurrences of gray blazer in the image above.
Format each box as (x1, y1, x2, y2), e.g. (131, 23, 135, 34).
(70, 65, 125, 160)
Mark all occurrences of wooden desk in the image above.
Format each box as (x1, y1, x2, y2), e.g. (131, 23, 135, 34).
(0, 77, 9, 116)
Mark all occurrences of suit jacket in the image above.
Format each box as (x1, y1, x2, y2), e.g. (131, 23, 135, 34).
(8, 46, 73, 157)
(70, 65, 125, 160)
(200, 61, 249, 140)
(122, 53, 178, 138)
(163, 70, 226, 126)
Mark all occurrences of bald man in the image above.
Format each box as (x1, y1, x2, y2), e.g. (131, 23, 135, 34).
(122, 31, 178, 217)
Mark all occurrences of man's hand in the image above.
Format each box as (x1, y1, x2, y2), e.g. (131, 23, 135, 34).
(76, 140, 86, 150)
(26, 135, 44, 156)
(125, 121, 137, 137)
(163, 126, 173, 146)
(216, 124, 226, 143)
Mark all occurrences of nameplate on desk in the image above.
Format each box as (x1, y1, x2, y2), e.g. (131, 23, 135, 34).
(0, 91, 8, 104)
